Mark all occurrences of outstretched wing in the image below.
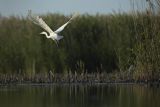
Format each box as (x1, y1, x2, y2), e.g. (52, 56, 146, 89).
(28, 10, 54, 34)
(54, 21, 70, 34)
(54, 13, 78, 34)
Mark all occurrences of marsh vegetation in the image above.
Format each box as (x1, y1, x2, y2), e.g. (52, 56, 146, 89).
(0, 0, 160, 83)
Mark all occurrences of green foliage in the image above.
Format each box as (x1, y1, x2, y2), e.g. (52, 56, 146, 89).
(0, 14, 122, 74)
(133, 13, 160, 80)
(0, 12, 160, 81)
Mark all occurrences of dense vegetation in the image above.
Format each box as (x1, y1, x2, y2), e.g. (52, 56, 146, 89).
(0, 1, 160, 82)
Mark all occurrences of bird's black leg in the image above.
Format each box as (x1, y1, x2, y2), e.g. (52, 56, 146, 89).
(55, 40, 59, 47)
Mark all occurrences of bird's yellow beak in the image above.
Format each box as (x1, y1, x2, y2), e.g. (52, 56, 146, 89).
(40, 32, 43, 34)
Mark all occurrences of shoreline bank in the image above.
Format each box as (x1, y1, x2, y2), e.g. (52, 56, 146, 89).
(0, 73, 159, 85)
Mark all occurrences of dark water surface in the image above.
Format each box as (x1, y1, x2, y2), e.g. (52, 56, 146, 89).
(0, 84, 160, 107)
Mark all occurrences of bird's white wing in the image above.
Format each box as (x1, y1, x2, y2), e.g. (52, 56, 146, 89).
(54, 13, 78, 34)
(54, 21, 70, 34)
(28, 10, 54, 34)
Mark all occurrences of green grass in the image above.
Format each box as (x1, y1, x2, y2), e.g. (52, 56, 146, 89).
(0, 9, 160, 81)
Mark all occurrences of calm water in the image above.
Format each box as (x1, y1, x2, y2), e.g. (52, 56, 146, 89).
(0, 84, 160, 107)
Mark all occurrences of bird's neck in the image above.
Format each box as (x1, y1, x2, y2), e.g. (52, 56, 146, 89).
(44, 32, 50, 38)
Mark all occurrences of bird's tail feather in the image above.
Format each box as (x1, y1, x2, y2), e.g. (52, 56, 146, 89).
(56, 35, 63, 41)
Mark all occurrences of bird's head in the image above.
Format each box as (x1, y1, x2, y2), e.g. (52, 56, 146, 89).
(40, 31, 47, 35)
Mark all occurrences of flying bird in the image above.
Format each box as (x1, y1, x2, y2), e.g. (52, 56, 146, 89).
(28, 10, 78, 45)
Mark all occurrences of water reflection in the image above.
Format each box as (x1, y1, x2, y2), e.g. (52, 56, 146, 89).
(0, 84, 159, 107)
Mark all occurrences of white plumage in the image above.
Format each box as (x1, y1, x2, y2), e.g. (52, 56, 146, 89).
(28, 10, 78, 44)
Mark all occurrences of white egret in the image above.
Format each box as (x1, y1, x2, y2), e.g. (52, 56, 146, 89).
(28, 10, 78, 45)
